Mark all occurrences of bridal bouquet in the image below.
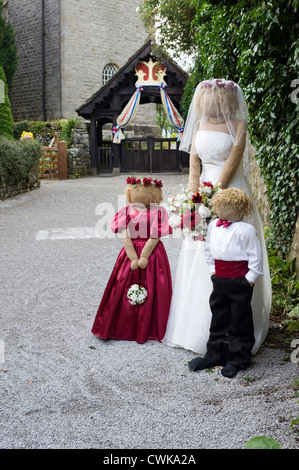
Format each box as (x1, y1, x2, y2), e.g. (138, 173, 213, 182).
(167, 182, 221, 240)
(127, 284, 148, 305)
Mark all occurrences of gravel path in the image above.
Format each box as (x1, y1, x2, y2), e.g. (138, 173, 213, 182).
(0, 175, 298, 450)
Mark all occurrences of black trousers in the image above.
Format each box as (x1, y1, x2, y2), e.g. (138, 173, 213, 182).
(205, 275, 255, 370)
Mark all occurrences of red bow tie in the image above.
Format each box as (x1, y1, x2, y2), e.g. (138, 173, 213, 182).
(216, 219, 232, 228)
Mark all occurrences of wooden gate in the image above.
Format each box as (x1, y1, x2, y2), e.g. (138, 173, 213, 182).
(40, 132, 67, 179)
(121, 137, 181, 173)
(97, 144, 112, 173)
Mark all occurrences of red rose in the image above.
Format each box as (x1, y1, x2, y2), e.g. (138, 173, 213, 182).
(127, 176, 141, 185)
(143, 177, 153, 186)
(154, 179, 163, 187)
(192, 192, 203, 203)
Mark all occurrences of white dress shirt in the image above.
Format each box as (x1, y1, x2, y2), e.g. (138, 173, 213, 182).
(205, 219, 264, 284)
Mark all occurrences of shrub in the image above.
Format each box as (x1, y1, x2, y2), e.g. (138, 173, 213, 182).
(60, 118, 79, 147)
(0, 0, 18, 89)
(13, 119, 79, 148)
(0, 66, 14, 139)
(13, 120, 46, 140)
(0, 136, 41, 185)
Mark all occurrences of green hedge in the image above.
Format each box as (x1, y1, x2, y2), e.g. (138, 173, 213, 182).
(13, 118, 79, 148)
(0, 136, 42, 185)
(13, 120, 49, 140)
(0, 66, 14, 139)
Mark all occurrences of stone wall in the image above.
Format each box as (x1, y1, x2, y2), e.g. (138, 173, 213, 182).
(246, 143, 298, 274)
(288, 214, 299, 275)
(0, 165, 40, 200)
(60, 0, 149, 118)
(44, 0, 62, 119)
(6, 0, 149, 121)
(67, 122, 91, 178)
(6, 0, 61, 121)
(246, 142, 270, 227)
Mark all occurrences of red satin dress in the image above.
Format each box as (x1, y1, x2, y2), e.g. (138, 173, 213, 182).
(91, 205, 172, 343)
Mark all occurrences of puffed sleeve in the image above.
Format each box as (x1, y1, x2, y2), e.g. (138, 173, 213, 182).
(150, 206, 172, 238)
(110, 206, 130, 233)
(242, 224, 264, 284)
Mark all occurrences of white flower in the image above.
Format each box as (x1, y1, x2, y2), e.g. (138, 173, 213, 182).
(182, 202, 191, 211)
(169, 214, 181, 228)
(198, 204, 211, 218)
(202, 186, 212, 194)
(127, 285, 148, 305)
(166, 182, 220, 240)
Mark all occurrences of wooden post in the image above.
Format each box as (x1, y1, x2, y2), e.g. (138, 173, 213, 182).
(58, 140, 68, 179)
(111, 117, 120, 174)
(90, 116, 97, 175)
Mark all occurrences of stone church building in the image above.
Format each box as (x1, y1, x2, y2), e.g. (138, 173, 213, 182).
(4, 0, 151, 121)
(4, 0, 189, 177)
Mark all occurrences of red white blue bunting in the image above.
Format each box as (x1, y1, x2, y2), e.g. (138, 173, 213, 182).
(159, 82, 184, 141)
(112, 82, 184, 143)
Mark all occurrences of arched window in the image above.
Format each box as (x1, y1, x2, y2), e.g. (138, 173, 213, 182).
(102, 64, 118, 85)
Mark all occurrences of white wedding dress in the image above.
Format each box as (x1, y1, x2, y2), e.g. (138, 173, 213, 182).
(163, 130, 272, 355)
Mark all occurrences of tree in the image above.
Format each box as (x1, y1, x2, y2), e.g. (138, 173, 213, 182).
(0, 66, 14, 139)
(0, 0, 18, 89)
(156, 104, 176, 137)
(139, 0, 197, 55)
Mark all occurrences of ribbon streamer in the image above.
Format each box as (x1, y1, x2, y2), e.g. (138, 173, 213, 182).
(159, 82, 184, 141)
(112, 84, 143, 143)
(112, 82, 184, 143)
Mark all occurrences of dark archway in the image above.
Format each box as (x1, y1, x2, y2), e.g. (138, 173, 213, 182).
(76, 40, 189, 175)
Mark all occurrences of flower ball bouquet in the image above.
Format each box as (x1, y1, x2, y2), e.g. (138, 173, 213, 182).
(167, 182, 221, 240)
(127, 284, 148, 305)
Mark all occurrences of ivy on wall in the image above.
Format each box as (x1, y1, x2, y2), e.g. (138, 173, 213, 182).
(0, 66, 14, 139)
(140, 0, 299, 257)
(0, 0, 18, 90)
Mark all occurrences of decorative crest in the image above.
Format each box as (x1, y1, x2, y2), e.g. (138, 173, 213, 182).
(135, 57, 167, 86)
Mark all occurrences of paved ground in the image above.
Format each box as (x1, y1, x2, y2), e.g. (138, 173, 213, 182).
(0, 175, 298, 450)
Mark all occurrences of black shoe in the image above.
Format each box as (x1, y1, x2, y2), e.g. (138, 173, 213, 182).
(188, 357, 215, 372)
(221, 364, 240, 378)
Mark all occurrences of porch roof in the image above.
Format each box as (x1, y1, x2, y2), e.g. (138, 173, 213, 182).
(76, 39, 189, 121)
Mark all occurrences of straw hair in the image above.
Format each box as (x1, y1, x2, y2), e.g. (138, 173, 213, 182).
(196, 86, 239, 118)
(212, 188, 253, 220)
(126, 184, 163, 205)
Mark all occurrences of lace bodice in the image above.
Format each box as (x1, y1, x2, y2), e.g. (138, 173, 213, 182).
(195, 130, 234, 185)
